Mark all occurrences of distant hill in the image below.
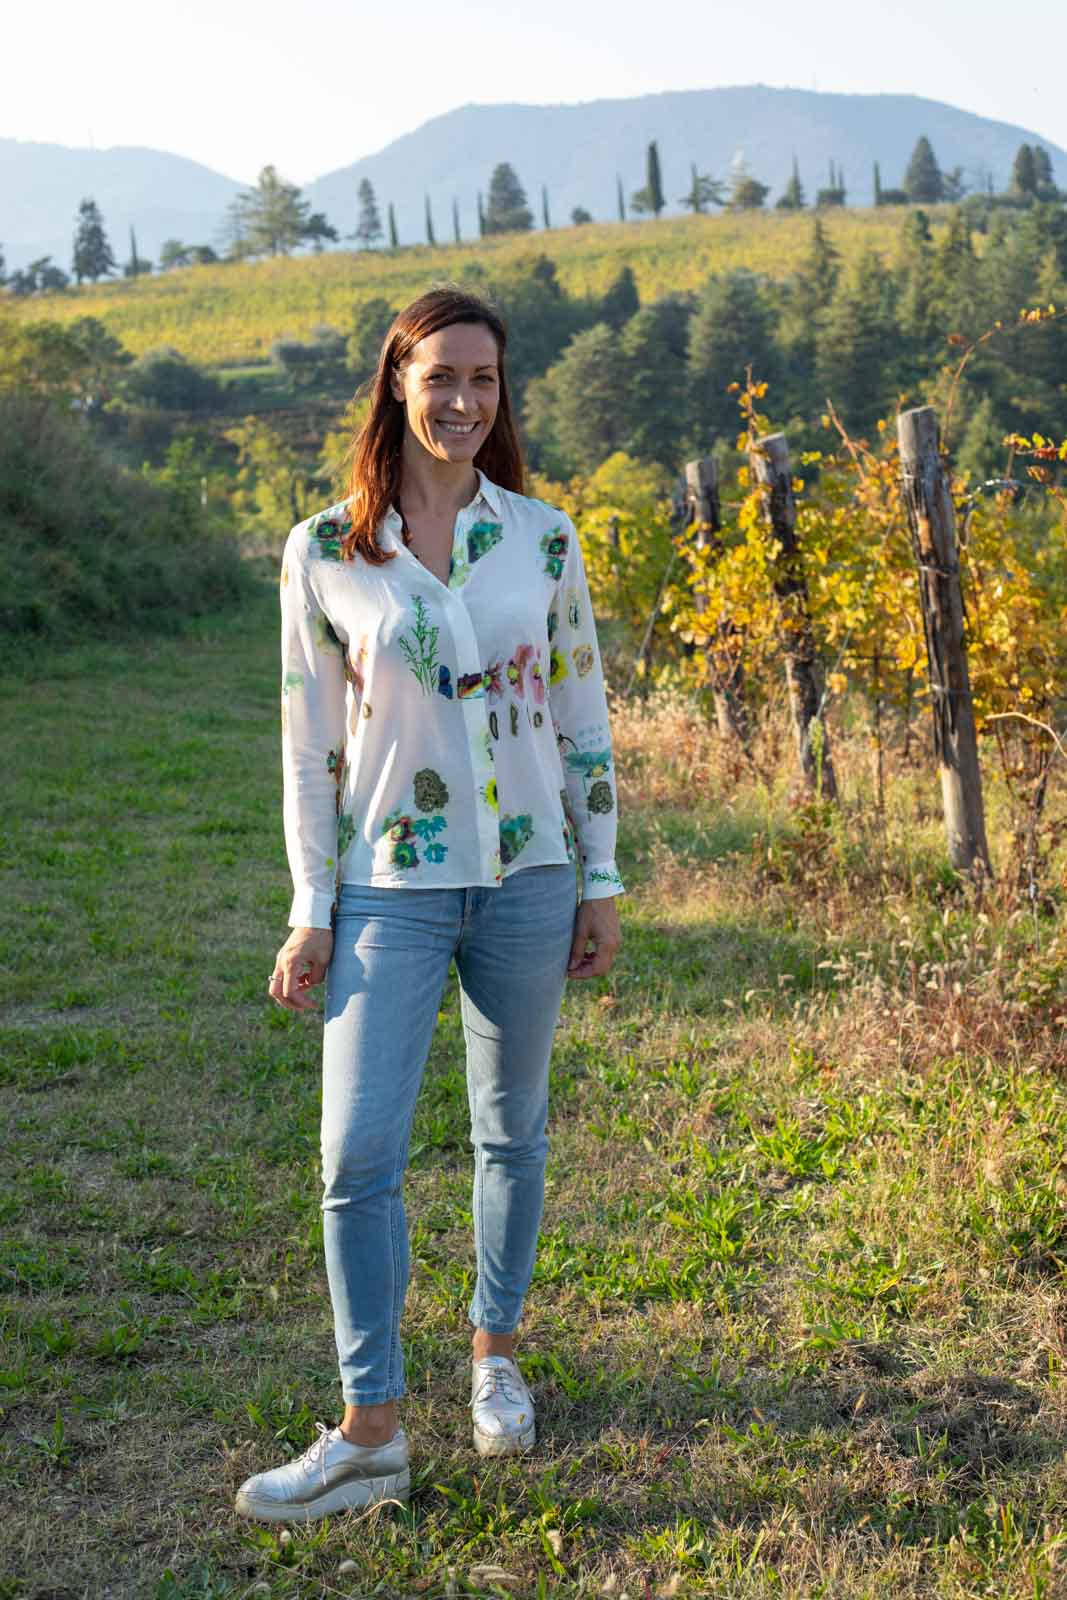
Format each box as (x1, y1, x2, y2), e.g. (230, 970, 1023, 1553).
(308, 87, 1067, 244)
(3, 87, 1065, 273)
(0, 140, 242, 274)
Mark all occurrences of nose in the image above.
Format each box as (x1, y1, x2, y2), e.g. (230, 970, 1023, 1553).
(448, 385, 478, 414)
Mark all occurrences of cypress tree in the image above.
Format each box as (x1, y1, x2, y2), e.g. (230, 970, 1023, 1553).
(477, 192, 486, 237)
(873, 161, 883, 205)
(903, 136, 944, 203)
(388, 203, 398, 249)
(1033, 146, 1056, 196)
(1011, 143, 1038, 198)
(452, 198, 461, 244)
(616, 175, 626, 222)
(354, 179, 383, 248)
(647, 140, 664, 216)
(484, 164, 533, 233)
(777, 156, 806, 210)
(541, 184, 550, 229)
(425, 195, 436, 247)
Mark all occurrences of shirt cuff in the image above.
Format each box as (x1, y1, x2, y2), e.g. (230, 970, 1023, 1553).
(581, 861, 625, 899)
(288, 887, 336, 929)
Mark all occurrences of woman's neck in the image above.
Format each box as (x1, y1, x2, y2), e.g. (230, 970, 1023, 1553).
(398, 439, 478, 518)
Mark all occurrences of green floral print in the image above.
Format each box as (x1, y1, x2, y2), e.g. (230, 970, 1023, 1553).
(337, 814, 356, 858)
(499, 812, 534, 866)
(466, 520, 503, 564)
(413, 768, 449, 811)
(540, 527, 569, 580)
(588, 780, 614, 814)
(398, 596, 440, 694)
(549, 647, 568, 686)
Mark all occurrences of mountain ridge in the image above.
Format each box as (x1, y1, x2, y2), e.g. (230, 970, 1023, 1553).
(3, 86, 1064, 273)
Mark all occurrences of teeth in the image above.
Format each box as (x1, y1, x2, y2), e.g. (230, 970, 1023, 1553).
(438, 420, 477, 434)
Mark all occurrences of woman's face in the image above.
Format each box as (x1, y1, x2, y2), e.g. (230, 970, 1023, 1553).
(390, 321, 501, 466)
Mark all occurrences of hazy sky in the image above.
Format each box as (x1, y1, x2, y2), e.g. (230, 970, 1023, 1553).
(5, 0, 1064, 182)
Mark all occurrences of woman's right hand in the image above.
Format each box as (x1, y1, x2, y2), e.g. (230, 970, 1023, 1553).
(268, 927, 334, 1013)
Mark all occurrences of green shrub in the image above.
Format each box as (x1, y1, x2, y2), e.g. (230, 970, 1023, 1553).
(0, 393, 251, 666)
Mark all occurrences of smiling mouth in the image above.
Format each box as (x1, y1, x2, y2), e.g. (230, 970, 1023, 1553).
(436, 419, 479, 435)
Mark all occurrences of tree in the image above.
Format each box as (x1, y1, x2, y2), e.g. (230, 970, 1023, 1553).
(631, 140, 665, 216)
(617, 305, 689, 464)
(687, 270, 779, 443)
(681, 163, 727, 213)
(0, 243, 5, 284)
(71, 198, 116, 284)
(453, 198, 461, 244)
(270, 326, 347, 391)
(571, 206, 593, 225)
(304, 212, 338, 253)
(542, 185, 551, 230)
(776, 157, 806, 211)
(524, 323, 629, 475)
(348, 297, 396, 381)
(1011, 144, 1038, 200)
(816, 250, 899, 435)
(124, 347, 221, 411)
(425, 195, 436, 247)
(158, 239, 190, 270)
(230, 166, 312, 257)
(904, 136, 944, 203)
(485, 164, 533, 233)
(942, 167, 968, 203)
(477, 192, 486, 237)
(1033, 146, 1057, 198)
(730, 176, 770, 210)
(354, 179, 383, 248)
(8, 256, 70, 295)
(873, 161, 883, 206)
(616, 175, 626, 222)
(599, 265, 640, 329)
(123, 226, 151, 278)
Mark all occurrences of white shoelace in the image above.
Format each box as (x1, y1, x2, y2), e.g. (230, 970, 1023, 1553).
(472, 1364, 526, 1409)
(299, 1422, 335, 1485)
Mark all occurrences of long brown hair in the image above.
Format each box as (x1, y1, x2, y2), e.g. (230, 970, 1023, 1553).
(343, 287, 525, 564)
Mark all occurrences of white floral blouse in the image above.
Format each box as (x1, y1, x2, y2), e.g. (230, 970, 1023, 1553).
(279, 470, 625, 928)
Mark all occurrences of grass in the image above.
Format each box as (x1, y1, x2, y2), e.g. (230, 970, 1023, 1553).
(2, 586, 1067, 1598)
(9, 207, 928, 367)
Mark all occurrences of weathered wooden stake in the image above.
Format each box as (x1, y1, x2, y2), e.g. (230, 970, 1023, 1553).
(750, 432, 838, 799)
(898, 406, 992, 877)
(684, 457, 750, 747)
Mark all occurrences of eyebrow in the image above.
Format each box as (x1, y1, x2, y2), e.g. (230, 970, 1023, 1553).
(425, 362, 498, 372)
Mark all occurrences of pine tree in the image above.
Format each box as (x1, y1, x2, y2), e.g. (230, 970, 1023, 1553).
(816, 249, 898, 435)
(616, 175, 626, 222)
(903, 136, 944, 203)
(681, 163, 727, 213)
(354, 179, 383, 248)
(777, 156, 806, 210)
(484, 164, 533, 233)
(687, 271, 780, 442)
(1011, 143, 1038, 199)
(600, 265, 640, 329)
(542, 185, 551, 230)
(230, 166, 312, 258)
(425, 195, 436, 247)
(1033, 146, 1057, 197)
(71, 197, 116, 283)
(388, 204, 398, 249)
(452, 198, 461, 244)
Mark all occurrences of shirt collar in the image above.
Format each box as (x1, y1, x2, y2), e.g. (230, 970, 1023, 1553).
(382, 469, 503, 538)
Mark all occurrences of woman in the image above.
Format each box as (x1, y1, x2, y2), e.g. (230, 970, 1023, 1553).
(235, 287, 623, 1524)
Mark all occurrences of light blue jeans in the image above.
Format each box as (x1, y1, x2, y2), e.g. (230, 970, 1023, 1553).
(321, 863, 577, 1405)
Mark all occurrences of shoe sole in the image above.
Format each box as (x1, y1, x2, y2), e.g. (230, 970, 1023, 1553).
(473, 1420, 536, 1458)
(234, 1466, 410, 1523)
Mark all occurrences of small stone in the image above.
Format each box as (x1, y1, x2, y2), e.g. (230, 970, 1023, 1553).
(338, 1560, 358, 1574)
(545, 1529, 564, 1557)
(278, 1529, 292, 1546)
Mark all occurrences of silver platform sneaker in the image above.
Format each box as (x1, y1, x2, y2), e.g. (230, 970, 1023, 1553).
(471, 1356, 536, 1457)
(234, 1423, 409, 1523)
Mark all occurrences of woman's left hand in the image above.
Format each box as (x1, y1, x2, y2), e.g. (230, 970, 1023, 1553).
(567, 897, 621, 980)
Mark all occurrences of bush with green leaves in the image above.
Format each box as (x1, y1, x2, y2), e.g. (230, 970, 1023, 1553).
(0, 393, 249, 662)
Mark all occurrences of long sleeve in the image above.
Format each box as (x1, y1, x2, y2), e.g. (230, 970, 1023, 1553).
(280, 527, 348, 928)
(546, 514, 625, 900)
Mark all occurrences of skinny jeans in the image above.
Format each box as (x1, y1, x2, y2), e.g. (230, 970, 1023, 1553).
(320, 863, 577, 1404)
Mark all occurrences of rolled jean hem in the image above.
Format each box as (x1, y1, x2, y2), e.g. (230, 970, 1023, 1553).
(469, 1318, 521, 1336)
(341, 1386, 406, 1406)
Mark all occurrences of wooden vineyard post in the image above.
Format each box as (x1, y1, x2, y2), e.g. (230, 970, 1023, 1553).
(897, 406, 992, 877)
(683, 457, 750, 748)
(749, 432, 837, 799)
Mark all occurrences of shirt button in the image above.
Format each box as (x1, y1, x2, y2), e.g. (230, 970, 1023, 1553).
(362, 704, 373, 718)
